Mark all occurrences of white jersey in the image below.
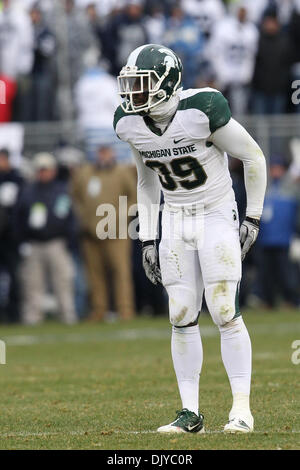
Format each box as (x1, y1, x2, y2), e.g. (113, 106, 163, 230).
(208, 17, 259, 87)
(182, 0, 226, 36)
(114, 88, 235, 209)
(74, 69, 119, 129)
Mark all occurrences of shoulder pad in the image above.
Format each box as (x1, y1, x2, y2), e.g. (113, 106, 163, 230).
(178, 89, 231, 134)
(113, 105, 142, 142)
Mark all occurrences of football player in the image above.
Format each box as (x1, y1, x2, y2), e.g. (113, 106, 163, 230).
(113, 44, 266, 434)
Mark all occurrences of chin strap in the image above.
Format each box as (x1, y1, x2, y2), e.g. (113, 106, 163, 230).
(148, 93, 180, 123)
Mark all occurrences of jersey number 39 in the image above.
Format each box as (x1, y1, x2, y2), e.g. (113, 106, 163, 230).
(145, 156, 207, 191)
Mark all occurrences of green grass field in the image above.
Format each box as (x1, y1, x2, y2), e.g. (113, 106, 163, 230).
(0, 310, 299, 450)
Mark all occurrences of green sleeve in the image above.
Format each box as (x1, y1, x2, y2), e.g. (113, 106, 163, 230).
(113, 105, 127, 138)
(208, 92, 232, 134)
(178, 90, 232, 134)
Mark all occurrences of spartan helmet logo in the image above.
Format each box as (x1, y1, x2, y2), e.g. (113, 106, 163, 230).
(158, 48, 179, 69)
(163, 56, 176, 68)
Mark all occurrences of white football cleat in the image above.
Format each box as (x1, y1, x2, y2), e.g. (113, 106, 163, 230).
(224, 414, 254, 434)
(157, 408, 205, 434)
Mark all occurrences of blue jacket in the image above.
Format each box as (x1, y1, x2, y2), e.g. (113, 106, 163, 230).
(258, 182, 298, 248)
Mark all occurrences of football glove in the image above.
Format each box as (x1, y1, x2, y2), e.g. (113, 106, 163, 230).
(142, 240, 162, 285)
(240, 217, 260, 261)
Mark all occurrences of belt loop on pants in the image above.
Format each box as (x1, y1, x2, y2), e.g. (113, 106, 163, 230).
(165, 202, 203, 216)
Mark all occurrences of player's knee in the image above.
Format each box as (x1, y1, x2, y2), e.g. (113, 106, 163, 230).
(205, 280, 238, 327)
(218, 315, 243, 334)
(210, 304, 235, 326)
(169, 296, 197, 327)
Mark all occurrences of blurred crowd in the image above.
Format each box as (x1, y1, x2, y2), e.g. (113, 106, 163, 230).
(1, 0, 300, 324)
(1, 0, 300, 124)
(0, 145, 168, 324)
(231, 149, 300, 311)
(0, 142, 300, 325)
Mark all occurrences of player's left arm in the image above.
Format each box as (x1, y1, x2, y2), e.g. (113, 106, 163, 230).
(210, 117, 267, 260)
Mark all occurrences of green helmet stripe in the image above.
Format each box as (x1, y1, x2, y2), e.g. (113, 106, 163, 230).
(135, 44, 162, 69)
(134, 44, 179, 71)
(127, 44, 149, 67)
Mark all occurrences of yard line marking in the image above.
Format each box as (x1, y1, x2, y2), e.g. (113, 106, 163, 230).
(1, 328, 199, 346)
(0, 430, 300, 439)
(2, 321, 300, 347)
(116, 430, 300, 435)
(0, 430, 94, 438)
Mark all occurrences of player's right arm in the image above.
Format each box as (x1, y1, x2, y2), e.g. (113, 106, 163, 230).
(130, 144, 161, 243)
(114, 104, 161, 242)
(114, 105, 161, 283)
(130, 144, 162, 285)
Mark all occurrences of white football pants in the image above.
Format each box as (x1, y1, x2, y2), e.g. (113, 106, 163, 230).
(159, 199, 242, 327)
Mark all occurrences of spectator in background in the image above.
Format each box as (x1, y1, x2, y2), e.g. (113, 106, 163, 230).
(76, 0, 122, 18)
(255, 156, 300, 308)
(181, 0, 225, 39)
(163, 3, 205, 89)
(56, 145, 88, 318)
(0, 148, 23, 322)
(144, 2, 166, 45)
(289, 137, 300, 199)
(85, 2, 112, 71)
(63, 0, 96, 88)
(252, 11, 295, 114)
(0, 75, 17, 123)
(56, 145, 85, 183)
(208, 5, 259, 115)
(15, 152, 78, 325)
(74, 48, 119, 130)
(289, 0, 300, 51)
(0, 0, 34, 78)
(239, 0, 269, 25)
(0, 0, 34, 122)
(14, 0, 54, 14)
(105, 0, 149, 76)
(272, 0, 295, 29)
(25, 3, 56, 121)
(71, 145, 137, 322)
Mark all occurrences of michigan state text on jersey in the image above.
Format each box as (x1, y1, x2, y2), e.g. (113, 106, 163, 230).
(113, 44, 267, 434)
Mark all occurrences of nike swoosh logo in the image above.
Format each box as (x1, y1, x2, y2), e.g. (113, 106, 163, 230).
(174, 138, 184, 144)
(186, 423, 200, 431)
(237, 420, 250, 429)
(229, 420, 250, 430)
